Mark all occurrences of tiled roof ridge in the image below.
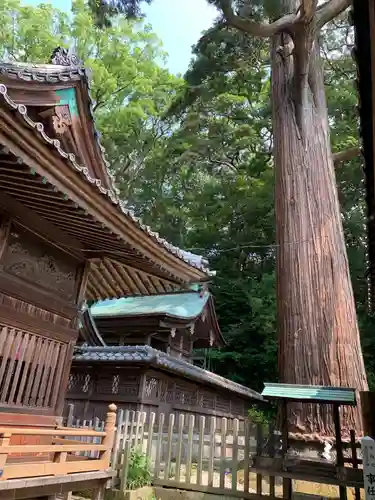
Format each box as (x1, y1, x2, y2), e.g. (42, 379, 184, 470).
(0, 81, 210, 274)
(73, 344, 263, 401)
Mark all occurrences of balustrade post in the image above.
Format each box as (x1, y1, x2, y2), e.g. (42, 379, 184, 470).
(101, 403, 117, 469)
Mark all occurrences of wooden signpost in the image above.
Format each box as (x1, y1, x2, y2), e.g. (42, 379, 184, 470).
(362, 436, 375, 500)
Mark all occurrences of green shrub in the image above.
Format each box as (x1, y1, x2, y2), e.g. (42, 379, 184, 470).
(126, 447, 152, 490)
(248, 405, 270, 425)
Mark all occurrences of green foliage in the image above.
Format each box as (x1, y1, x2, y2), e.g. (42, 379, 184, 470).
(126, 447, 152, 490)
(248, 405, 270, 425)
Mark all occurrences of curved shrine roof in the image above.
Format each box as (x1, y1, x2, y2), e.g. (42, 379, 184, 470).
(73, 344, 263, 402)
(0, 49, 212, 295)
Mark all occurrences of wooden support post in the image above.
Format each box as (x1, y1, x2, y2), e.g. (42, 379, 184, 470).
(281, 401, 292, 500)
(0, 432, 11, 471)
(350, 429, 361, 500)
(360, 391, 375, 437)
(67, 403, 74, 427)
(92, 485, 105, 500)
(101, 403, 117, 468)
(333, 404, 347, 500)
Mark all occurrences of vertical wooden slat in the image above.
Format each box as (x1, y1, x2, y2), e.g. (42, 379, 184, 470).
(281, 401, 292, 500)
(0, 327, 8, 359)
(164, 413, 175, 480)
(94, 417, 101, 459)
(333, 405, 346, 500)
(138, 412, 146, 453)
(67, 404, 74, 426)
(256, 423, 263, 496)
(0, 328, 22, 402)
(243, 419, 251, 494)
(128, 410, 136, 448)
(120, 440, 131, 493)
(50, 343, 67, 409)
(208, 416, 216, 488)
(220, 417, 228, 489)
(43, 341, 60, 407)
(350, 430, 360, 500)
(30, 338, 49, 406)
(232, 418, 239, 492)
(36, 339, 55, 406)
(154, 412, 165, 480)
(197, 415, 205, 486)
(146, 412, 155, 459)
(112, 408, 124, 479)
(0, 327, 14, 387)
(122, 410, 130, 444)
(185, 414, 195, 484)
(175, 413, 185, 483)
(8, 332, 29, 404)
(133, 411, 141, 448)
(23, 336, 43, 405)
(56, 341, 74, 415)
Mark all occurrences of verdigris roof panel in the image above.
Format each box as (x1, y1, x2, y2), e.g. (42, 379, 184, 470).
(262, 383, 356, 405)
(91, 291, 210, 319)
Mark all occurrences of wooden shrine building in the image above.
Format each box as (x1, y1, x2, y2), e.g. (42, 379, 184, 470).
(0, 49, 211, 494)
(66, 288, 263, 422)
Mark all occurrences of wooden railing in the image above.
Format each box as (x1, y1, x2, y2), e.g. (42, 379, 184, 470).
(0, 403, 116, 481)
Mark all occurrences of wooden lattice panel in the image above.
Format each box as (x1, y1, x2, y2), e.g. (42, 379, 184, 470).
(0, 324, 67, 409)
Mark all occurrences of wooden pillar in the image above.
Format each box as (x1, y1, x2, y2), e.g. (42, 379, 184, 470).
(360, 391, 375, 437)
(333, 404, 347, 500)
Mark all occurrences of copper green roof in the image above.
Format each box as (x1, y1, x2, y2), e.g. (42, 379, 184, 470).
(91, 290, 210, 320)
(261, 383, 356, 406)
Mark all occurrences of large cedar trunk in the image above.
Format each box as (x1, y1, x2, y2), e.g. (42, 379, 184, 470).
(272, 31, 368, 437)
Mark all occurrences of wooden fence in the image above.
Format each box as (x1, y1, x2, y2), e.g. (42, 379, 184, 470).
(66, 405, 365, 500)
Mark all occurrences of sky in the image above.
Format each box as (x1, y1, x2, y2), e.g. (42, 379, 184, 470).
(24, 0, 217, 75)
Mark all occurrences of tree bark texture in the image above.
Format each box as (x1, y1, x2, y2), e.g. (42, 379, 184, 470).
(272, 31, 368, 437)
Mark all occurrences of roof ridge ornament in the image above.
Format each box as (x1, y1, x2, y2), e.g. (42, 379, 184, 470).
(50, 47, 81, 67)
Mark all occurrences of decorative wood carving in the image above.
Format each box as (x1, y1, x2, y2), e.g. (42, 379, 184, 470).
(76, 261, 92, 306)
(0, 292, 72, 329)
(2, 225, 77, 301)
(52, 105, 72, 135)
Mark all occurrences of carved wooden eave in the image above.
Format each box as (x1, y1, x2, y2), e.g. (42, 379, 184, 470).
(0, 80, 209, 299)
(0, 55, 116, 195)
(352, 0, 375, 310)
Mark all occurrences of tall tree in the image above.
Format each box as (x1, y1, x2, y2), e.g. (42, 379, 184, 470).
(89, 0, 368, 437)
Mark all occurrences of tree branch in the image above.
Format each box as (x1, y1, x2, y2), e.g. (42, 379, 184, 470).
(301, 0, 319, 22)
(332, 146, 360, 164)
(316, 0, 352, 30)
(218, 0, 299, 38)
